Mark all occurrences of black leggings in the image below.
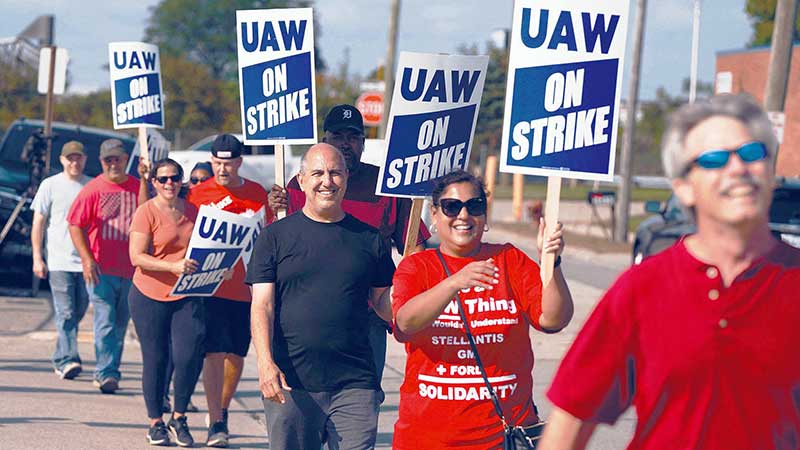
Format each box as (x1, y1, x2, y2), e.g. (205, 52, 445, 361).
(128, 285, 205, 419)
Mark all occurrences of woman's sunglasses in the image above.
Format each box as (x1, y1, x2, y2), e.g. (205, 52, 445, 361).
(190, 177, 210, 185)
(438, 197, 487, 217)
(154, 174, 182, 184)
(684, 141, 768, 175)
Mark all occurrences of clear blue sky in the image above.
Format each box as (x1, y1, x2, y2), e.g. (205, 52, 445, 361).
(0, 0, 752, 100)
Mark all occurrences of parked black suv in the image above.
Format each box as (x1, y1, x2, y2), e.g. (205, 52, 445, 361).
(0, 118, 135, 286)
(633, 178, 800, 264)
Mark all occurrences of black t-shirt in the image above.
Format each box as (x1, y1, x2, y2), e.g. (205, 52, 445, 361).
(245, 211, 395, 392)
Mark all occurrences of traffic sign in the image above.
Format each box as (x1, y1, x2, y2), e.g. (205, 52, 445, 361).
(356, 91, 384, 126)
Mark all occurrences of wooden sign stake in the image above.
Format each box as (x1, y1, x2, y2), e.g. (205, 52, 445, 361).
(137, 126, 149, 168)
(541, 176, 561, 284)
(484, 155, 498, 221)
(512, 173, 524, 221)
(275, 143, 286, 220)
(402, 198, 424, 257)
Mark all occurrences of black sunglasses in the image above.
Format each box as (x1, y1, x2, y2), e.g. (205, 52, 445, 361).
(438, 197, 487, 217)
(683, 141, 768, 175)
(154, 174, 182, 184)
(190, 176, 210, 185)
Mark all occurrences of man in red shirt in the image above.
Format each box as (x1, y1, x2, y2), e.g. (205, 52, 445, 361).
(186, 134, 271, 448)
(269, 105, 430, 386)
(67, 138, 144, 394)
(539, 94, 800, 450)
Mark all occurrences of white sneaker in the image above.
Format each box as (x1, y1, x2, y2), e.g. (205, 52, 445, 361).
(54, 362, 82, 380)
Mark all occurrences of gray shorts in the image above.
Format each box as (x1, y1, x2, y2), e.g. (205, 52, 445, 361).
(262, 388, 380, 450)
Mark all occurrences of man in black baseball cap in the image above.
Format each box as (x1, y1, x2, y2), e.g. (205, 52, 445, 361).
(187, 132, 270, 447)
(211, 134, 244, 160)
(321, 104, 365, 173)
(267, 105, 431, 400)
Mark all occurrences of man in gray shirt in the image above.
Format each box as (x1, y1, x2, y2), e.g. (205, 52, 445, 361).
(31, 140, 92, 380)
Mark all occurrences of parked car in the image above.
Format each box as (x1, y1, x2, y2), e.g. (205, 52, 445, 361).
(0, 118, 136, 290)
(633, 178, 800, 264)
(170, 134, 304, 189)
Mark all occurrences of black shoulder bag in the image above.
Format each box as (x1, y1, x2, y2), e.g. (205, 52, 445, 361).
(435, 249, 545, 450)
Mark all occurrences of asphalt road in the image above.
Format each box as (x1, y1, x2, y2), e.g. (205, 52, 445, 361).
(0, 227, 636, 449)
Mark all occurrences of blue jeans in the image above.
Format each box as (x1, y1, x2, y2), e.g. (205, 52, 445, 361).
(87, 274, 131, 380)
(49, 271, 89, 370)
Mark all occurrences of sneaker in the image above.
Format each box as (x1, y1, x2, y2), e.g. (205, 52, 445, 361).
(207, 421, 229, 448)
(185, 400, 199, 413)
(221, 408, 229, 429)
(54, 362, 82, 380)
(162, 396, 171, 413)
(147, 421, 170, 446)
(168, 415, 194, 448)
(93, 377, 119, 394)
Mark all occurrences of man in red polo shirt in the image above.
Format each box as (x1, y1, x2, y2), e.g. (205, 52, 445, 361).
(187, 134, 271, 448)
(539, 94, 800, 450)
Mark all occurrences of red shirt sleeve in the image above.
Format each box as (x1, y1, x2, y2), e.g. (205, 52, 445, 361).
(547, 269, 637, 424)
(391, 251, 433, 343)
(66, 185, 95, 229)
(504, 245, 545, 330)
(286, 176, 304, 214)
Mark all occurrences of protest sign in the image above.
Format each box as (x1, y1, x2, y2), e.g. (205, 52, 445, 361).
(126, 128, 171, 176)
(236, 8, 317, 145)
(170, 205, 261, 297)
(239, 206, 267, 268)
(108, 42, 164, 130)
(499, 0, 629, 182)
(376, 51, 488, 198)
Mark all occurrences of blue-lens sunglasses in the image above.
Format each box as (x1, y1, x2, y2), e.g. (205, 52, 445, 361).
(684, 141, 768, 175)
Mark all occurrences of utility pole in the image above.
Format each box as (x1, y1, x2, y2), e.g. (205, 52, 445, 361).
(764, 0, 799, 112)
(378, 0, 401, 139)
(689, 0, 701, 103)
(613, 0, 647, 243)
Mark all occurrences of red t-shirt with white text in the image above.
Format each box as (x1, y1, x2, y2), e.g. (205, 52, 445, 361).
(391, 244, 544, 449)
(187, 178, 271, 302)
(67, 175, 139, 278)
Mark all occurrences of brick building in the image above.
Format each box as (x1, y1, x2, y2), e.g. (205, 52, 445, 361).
(716, 45, 800, 177)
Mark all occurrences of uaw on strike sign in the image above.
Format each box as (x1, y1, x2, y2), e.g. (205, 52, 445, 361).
(171, 205, 264, 297)
(500, 0, 629, 181)
(108, 42, 164, 129)
(377, 52, 488, 197)
(236, 8, 317, 144)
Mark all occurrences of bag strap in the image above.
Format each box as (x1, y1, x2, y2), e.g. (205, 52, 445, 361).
(435, 249, 511, 431)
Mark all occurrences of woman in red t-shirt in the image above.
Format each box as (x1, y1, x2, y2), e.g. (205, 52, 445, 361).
(391, 170, 574, 449)
(128, 158, 204, 447)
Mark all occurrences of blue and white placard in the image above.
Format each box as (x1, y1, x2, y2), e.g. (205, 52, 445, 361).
(170, 205, 262, 297)
(500, 0, 630, 181)
(376, 52, 488, 198)
(236, 8, 317, 145)
(108, 42, 164, 129)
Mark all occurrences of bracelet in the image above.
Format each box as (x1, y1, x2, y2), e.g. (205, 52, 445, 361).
(554, 255, 562, 268)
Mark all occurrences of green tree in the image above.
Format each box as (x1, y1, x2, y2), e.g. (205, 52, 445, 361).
(0, 64, 43, 127)
(159, 54, 241, 131)
(745, 0, 800, 46)
(472, 43, 509, 165)
(55, 90, 115, 129)
(144, 0, 326, 81)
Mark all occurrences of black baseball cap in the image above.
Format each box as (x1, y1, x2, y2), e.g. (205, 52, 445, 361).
(211, 134, 243, 159)
(323, 104, 364, 133)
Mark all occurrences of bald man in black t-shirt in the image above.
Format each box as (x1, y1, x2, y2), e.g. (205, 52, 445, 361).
(247, 143, 395, 450)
